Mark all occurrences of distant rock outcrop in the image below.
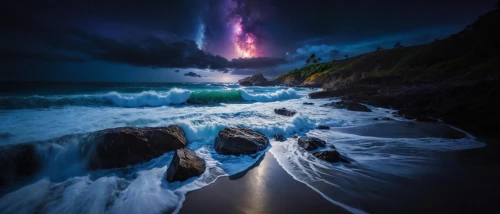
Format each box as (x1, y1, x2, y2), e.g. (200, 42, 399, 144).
(214, 127, 269, 155)
(238, 73, 269, 86)
(166, 148, 206, 182)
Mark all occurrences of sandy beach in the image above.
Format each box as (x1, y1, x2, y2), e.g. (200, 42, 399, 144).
(180, 152, 349, 214)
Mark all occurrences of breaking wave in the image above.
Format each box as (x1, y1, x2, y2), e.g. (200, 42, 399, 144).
(0, 88, 300, 109)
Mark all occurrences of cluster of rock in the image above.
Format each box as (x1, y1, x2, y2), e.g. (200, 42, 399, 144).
(0, 125, 274, 186)
(2, 100, 368, 186)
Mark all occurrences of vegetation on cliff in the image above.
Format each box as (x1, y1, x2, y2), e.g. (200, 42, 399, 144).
(277, 8, 500, 87)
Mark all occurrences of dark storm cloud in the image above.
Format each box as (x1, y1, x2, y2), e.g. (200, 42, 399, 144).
(60, 29, 288, 70)
(2, 0, 497, 82)
(0, 51, 86, 63)
(184, 71, 202, 78)
(230, 57, 286, 69)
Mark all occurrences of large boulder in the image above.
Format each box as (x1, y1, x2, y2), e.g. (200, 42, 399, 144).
(313, 150, 350, 163)
(320, 101, 372, 112)
(274, 108, 297, 116)
(85, 125, 187, 169)
(297, 137, 326, 151)
(0, 143, 41, 187)
(214, 127, 269, 155)
(237, 73, 269, 86)
(166, 148, 206, 182)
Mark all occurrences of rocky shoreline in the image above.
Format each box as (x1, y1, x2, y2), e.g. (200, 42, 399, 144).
(1, 123, 355, 187)
(236, 72, 499, 140)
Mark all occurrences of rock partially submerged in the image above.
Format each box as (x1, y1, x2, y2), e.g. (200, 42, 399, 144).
(374, 117, 393, 121)
(274, 108, 297, 116)
(166, 148, 206, 182)
(85, 125, 187, 169)
(297, 137, 326, 151)
(321, 101, 372, 112)
(214, 127, 269, 155)
(0, 143, 41, 187)
(317, 125, 330, 130)
(313, 150, 350, 163)
(303, 102, 314, 105)
(237, 73, 269, 86)
(274, 134, 287, 142)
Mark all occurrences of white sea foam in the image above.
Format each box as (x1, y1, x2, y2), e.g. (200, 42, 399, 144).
(0, 85, 486, 214)
(240, 88, 299, 102)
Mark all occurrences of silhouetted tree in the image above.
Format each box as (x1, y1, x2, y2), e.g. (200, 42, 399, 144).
(394, 42, 403, 48)
(344, 55, 349, 59)
(305, 53, 321, 65)
(376, 46, 384, 51)
(317, 57, 322, 62)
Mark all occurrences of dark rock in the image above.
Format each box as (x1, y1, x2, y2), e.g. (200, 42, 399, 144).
(274, 108, 297, 116)
(303, 102, 314, 105)
(239, 80, 253, 86)
(313, 150, 350, 163)
(166, 148, 206, 182)
(85, 125, 187, 169)
(274, 134, 287, 142)
(317, 125, 330, 130)
(308, 91, 342, 99)
(321, 101, 372, 112)
(374, 117, 393, 121)
(237, 73, 269, 86)
(297, 137, 326, 151)
(291, 135, 299, 138)
(214, 127, 269, 155)
(0, 143, 41, 186)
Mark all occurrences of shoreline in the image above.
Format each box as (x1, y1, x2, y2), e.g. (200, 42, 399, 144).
(179, 152, 349, 214)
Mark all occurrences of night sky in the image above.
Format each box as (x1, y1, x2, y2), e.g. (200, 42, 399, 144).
(1, 0, 496, 82)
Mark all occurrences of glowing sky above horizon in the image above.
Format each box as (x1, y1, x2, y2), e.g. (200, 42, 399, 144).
(1, 0, 497, 82)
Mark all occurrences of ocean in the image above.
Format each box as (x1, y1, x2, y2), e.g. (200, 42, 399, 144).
(0, 82, 487, 213)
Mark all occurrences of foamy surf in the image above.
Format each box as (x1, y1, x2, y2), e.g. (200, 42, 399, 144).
(0, 88, 300, 109)
(0, 83, 487, 214)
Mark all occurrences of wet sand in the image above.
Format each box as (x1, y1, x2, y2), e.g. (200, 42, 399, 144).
(331, 121, 467, 139)
(180, 152, 349, 214)
(180, 124, 500, 214)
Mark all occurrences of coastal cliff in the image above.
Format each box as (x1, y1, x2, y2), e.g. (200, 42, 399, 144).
(238, 8, 500, 139)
